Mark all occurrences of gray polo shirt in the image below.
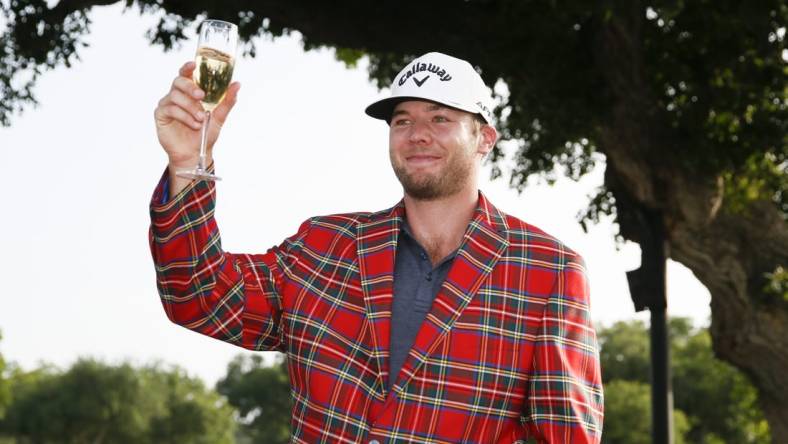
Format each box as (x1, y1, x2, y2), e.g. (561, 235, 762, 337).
(389, 222, 457, 390)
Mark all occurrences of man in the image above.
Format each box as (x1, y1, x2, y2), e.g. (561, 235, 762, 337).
(151, 51, 603, 443)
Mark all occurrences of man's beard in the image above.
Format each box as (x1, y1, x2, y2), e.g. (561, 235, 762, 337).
(391, 151, 474, 201)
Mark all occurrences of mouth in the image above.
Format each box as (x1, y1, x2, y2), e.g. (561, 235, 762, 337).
(405, 154, 442, 167)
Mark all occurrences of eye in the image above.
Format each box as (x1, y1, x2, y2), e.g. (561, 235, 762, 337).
(432, 115, 449, 123)
(392, 118, 411, 126)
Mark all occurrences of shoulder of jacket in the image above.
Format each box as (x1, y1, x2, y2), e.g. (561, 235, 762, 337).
(304, 211, 373, 232)
(502, 213, 585, 269)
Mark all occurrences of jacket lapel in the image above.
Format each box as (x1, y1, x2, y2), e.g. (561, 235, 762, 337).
(391, 192, 510, 393)
(356, 202, 404, 401)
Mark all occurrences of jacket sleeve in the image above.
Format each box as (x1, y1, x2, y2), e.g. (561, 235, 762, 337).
(523, 254, 604, 443)
(148, 170, 310, 352)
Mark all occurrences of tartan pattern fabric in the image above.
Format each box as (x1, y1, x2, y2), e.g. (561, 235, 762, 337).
(149, 174, 603, 443)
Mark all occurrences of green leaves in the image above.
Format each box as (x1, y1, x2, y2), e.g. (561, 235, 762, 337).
(722, 151, 787, 216)
(216, 354, 291, 444)
(602, 379, 691, 444)
(0, 331, 8, 422)
(0, 359, 236, 443)
(764, 265, 788, 301)
(599, 319, 772, 443)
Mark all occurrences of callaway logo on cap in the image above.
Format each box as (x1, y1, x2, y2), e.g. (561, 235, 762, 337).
(365, 52, 494, 124)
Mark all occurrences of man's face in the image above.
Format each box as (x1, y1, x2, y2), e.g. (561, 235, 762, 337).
(388, 100, 494, 201)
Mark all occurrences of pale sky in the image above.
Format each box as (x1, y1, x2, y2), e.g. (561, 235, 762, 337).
(0, 4, 711, 385)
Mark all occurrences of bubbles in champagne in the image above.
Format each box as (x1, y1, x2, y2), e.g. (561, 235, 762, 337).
(193, 47, 234, 111)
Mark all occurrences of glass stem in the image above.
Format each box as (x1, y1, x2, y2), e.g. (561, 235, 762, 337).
(198, 110, 212, 172)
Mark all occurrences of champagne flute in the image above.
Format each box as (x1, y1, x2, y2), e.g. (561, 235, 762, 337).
(176, 19, 239, 182)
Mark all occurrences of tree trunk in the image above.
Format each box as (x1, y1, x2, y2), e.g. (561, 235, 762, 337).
(670, 199, 788, 442)
(597, 9, 788, 443)
(606, 141, 788, 444)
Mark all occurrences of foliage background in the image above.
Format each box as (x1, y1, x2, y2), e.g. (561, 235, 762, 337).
(0, 320, 770, 443)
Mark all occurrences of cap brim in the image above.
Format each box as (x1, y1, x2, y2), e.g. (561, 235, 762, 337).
(364, 96, 413, 123)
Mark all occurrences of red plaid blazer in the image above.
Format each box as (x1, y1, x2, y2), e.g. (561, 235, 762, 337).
(150, 177, 603, 443)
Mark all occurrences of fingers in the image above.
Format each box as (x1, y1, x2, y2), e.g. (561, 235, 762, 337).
(156, 62, 239, 132)
(171, 76, 204, 101)
(155, 62, 208, 129)
(155, 87, 203, 130)
(168, 88, 205, 122)
(179, 61, 195, 78)
(212, 81, 241, 125)
(155, 103, 202, 130)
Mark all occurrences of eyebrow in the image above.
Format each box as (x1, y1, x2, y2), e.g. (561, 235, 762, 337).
(391, 109, 408, 118)
(391, 103, 449, 118)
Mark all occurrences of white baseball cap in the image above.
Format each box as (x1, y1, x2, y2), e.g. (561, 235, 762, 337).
(365, 52, 494, 124)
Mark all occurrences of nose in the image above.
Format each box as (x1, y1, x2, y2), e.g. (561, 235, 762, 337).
(408, 120, 432, 145)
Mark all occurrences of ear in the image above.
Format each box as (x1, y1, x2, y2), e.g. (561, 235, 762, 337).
(477, 124, 498, 155)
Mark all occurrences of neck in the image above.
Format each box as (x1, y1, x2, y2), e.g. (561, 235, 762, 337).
(403, 187, 479, 265)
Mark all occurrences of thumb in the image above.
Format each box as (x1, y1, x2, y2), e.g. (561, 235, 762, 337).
(212, 81, 241, 125)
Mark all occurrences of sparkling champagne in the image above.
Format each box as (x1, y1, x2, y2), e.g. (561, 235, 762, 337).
(194, 46, 234, 111)
(177, 19, 237, 182)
